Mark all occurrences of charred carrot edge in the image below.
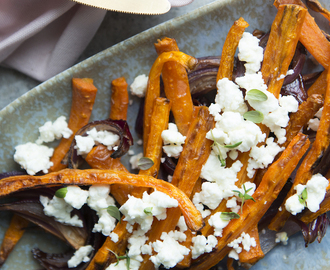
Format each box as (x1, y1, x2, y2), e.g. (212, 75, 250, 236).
(189, 133, 310, 269)
(274, 0, 330, 69)
(269, 67, 330, 231)
(49, 78, 98, 172)
(217, 17, 249, 81)
(261, 4, 307, 98)
(0, 169, 203, 232)
(0, 215, 29, 266)
(306, 0, 330, 22)
(143, 51, 198, 153)
(139, 97, 171, 178)
(85, 145, 132, 206)
(238, 226, 264, 264)
(154, 38, 194, 136)
(109, 77, 129, 121)
(138, 106, 214, 270)
(307, 70, 327, 97)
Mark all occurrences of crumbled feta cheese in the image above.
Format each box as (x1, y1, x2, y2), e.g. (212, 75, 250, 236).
(215, 78, 248, 115)
(191, 235, 218, 259)
(68, 245, 93, 268)
(275, 232, 288, 245)
(228, 249, 239, 260)
(161, 123, 186, 158)
(150, 231, 189, 269)
(40, 195, 83, 227)
(120, 191, 178, 233)
(315, 107, 323, 118)
(127, 228, 149, 260)
(237, 32, 264, 74)
(176, 216, 188, 232)
(36, 116, 72, 144)
(228, 232, 256, 254)
(64, 185, 89, 209)
(208, 212, 230, 237)
(285, 173, 328, 215)
(106, 258, 141, 270)
(87, 185, 117, 236)
(307, 118, 320, 131)
(110, 232, 119, 243)
(130, 74, 148, 97)
(129, 152, 143, 170)
(74, 135, 95, 155)
(14, 142, 54, 175)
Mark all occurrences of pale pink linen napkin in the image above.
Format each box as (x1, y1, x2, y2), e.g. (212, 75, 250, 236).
(0, 0, 106, 81)
(0, 0, 193, 82)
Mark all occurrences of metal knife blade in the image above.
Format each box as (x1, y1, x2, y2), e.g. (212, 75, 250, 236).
(71, 0, 171, 15)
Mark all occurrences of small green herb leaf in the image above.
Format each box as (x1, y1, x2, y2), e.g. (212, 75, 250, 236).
(243, 110, 264, 123)
(144, 207, 153, 215)
(220, 212, 240, 221)
(107, 205, 121, 222)
(246, 89, 268, 101)
(55, 187, 68, 198)
(109, 250, 130, 270)
(137, 157, 154, 170)
(298, 188, 308, 206)
(223, 141, 242, 149)
(233, 184, 256, 213)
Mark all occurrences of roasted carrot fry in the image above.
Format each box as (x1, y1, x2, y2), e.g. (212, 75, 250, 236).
(0, 169, 203, 232)
(139, 97, 171, 178)
(283, 93, 324, 147)
(238, 226, 264, 264)
(49, 78, 98, 172)
(189, 133, 310, 269)
(138, 106, 213, 270)
(269, 67, 330, 231)
(306, 0, 330, 22)
(307, 70, 327, 96)
(261, 4, 307, 98)
(109, 77, 129, 121)
(143, 51, 198, 152)
(0, 215, 29, 266)
(275, 0, 330, 69)
(217, 17, 249, 81)
(154, 38, 193, 136)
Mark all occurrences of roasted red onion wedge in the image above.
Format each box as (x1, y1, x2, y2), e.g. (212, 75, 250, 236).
(63, 119, 133, 169)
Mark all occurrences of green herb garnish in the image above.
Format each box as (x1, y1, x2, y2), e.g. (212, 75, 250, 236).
(109, 250, 130, 270)
(298, 188, 308, 206)
(144, 207, 153, 215)
(210, 130, 242, 167)
(243, 110, 264, 123)
(233, 184, 256, 213)
(137, 157, 154, 170)
(246, 89, 268, 101)
(220, 212, 240, 221)
(55, 187, 68, 198)
(107, 205, 121, 223)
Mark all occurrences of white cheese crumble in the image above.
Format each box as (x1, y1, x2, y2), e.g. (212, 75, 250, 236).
(74, 128, 120, 156)
(285, 173, 329, 215)
(64, 185, 89, 209)
(36, 115, 72, 144)
(150, 231, 190, 268)
(208, 212, 230, 237)
(68, 245, 93, 268)
(237, 32, 264, 74)
(119, 191, 178, 233)
(130, 74, 148, 98)
(275, 232, 288, 245)
(227, 232, 256, 259)
(14, 142, 54, 175)
(191, 235, 218, 259)
(40, 195, 83, 227)
(161, 123, 186, 158)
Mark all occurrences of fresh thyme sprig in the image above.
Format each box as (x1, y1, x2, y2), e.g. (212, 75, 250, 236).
(233, 184, 256, 213)
(108, 250, 130, 270)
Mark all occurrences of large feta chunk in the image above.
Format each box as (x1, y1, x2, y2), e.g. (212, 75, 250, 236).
(14, 142, 54, 175)
(64, 185, 89, 209)
(130, 74, 148, 98)
(161, 123, 186, 158)
(68, 245, 93, 268)
(191, 235, 218, 259)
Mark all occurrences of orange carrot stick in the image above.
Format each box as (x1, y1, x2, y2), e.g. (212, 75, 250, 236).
(109, 77, 129, 121)
(49, 78, 98, 172)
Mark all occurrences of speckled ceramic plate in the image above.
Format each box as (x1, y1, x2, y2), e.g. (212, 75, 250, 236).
(1, 0, 330, 269)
